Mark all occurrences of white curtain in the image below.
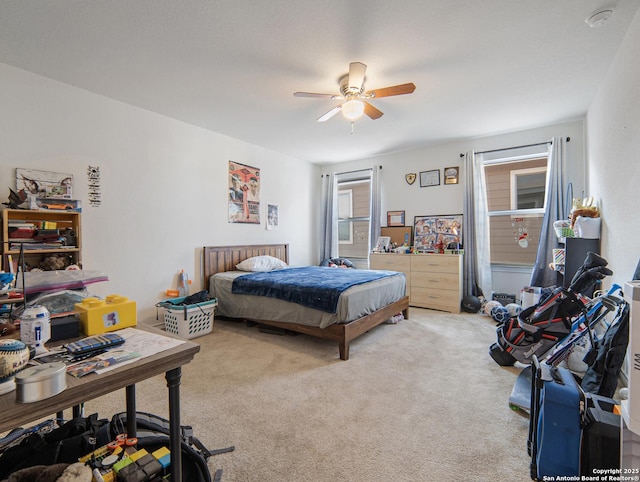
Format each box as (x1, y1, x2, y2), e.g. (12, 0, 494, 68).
(530, 137, 566, 287)
(320, 172, 337, 262)
(369, 165, 382, 250)
(463, 151, 491, 298)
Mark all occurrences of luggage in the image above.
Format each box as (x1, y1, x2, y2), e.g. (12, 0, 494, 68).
(581, 394, 621, 476)
(528, 356, 583, 480)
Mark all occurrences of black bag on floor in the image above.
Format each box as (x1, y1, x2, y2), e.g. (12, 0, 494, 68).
(581, 303, 629, 398)
(109, 411, 234, 482)
(0, 413, 107, 478)
(581, 393, 621, 476)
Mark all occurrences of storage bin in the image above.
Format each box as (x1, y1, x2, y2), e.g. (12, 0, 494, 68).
(553, 220, 574, 240)
(159, 296, 217, 339)
(74, 295, 137, 336)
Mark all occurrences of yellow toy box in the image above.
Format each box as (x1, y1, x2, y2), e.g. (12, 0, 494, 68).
(75, 295, 137, 336)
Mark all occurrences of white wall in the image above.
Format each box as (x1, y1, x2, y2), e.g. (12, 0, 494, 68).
(0, 63, 316, 323)
(586, 7, 640, 287)
(320, 120, 586, 297)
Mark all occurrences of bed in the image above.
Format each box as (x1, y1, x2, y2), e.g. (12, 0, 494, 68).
(203, 244, 410, 360)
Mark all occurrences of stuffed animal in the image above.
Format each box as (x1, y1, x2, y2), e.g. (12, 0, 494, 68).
(38, 254, 71, 271)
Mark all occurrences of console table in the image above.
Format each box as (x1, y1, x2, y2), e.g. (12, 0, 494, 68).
(0, 326, 200, 482)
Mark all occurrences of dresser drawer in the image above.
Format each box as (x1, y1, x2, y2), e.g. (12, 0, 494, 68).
(410, 287, 461, 313)
(411, 271, 460, 289)
(370, 253, 411, 272)
(369, 254, 410, 296)
(411, 254, 460, 274)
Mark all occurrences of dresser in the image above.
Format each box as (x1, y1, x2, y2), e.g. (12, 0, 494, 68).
(370, 253, 462, 313)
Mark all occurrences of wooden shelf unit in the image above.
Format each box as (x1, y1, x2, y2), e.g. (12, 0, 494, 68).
(1, 209, 82, 272)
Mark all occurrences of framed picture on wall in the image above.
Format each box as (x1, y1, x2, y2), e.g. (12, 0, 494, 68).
(387, 210, 405, 227)
(444, 166, 459, 185)
(419, 169, 440, 187)
(413, 214, 463, 252)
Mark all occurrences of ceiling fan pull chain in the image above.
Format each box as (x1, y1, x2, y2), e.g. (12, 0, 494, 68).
(350, 122, 355, 135)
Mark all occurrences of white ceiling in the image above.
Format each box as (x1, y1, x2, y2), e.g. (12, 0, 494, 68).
(1, 1, 638, 164)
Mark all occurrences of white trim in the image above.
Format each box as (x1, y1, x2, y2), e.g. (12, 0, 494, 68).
(509, 165, 547, 210)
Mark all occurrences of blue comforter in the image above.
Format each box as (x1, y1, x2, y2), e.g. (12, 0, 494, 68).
(231, 266, 401, 314)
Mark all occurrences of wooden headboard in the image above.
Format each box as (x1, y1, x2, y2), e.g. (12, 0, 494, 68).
(202, 243, 290, 291)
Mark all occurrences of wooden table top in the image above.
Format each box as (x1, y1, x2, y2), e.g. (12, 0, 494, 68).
(0, 325, 200, 433)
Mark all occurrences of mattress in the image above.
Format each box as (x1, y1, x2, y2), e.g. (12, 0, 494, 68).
(209, 270, 406, 329)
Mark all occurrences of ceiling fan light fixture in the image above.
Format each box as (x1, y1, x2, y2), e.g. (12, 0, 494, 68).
(585, 9, 613, 28)
(342, 99, 365, 120)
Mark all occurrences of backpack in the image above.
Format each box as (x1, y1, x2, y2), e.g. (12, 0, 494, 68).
(108, 411, 234, 482)
(0, 413, 107, 478)
(581, 303, 630, 398)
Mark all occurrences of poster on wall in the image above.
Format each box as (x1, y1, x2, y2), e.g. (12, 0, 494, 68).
(414, 214, 463, 252)
(267, 204, 278, 230)
(16, 168, 73, 198)
(228, 161, 260, 224)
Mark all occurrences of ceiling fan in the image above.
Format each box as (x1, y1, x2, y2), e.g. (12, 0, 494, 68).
(294, 62, 416, 123)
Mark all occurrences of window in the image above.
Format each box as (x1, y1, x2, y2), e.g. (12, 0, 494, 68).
(336, 175, 371, 261)
(483, 155, 548, 266)
(510, 166, 546, 209)
(338, 190, 353, 244)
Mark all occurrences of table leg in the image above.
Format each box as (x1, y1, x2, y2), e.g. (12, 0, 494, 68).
(166, 367, 182, 482)
(126, 385, 136, 438)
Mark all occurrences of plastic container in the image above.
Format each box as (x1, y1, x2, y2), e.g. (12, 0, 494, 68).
(553, 220, 574, 240)
(74, 295, 137, 335)
(159, 296, 217, 339)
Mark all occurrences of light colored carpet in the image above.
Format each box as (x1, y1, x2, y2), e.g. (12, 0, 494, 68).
(84, 308, 533, 482)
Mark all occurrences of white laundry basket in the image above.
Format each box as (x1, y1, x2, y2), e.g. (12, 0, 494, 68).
(159, 297, 217, 339)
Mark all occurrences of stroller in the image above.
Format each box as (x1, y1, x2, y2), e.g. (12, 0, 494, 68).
(489, 252, 615, 367)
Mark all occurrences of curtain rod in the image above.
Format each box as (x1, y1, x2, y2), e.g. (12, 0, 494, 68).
(459, 137, 570, 158)
(320, 166, 381, 177)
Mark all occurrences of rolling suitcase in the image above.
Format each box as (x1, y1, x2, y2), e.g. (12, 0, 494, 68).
(529, 355, 584, 480)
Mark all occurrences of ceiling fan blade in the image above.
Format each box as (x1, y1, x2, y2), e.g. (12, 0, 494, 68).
(294, 92, 342, 99)
(363, 101, 384, 120)
(317, 106, 342, 122)
(348, 62, 367, 91)
(365, 82, 416, 98)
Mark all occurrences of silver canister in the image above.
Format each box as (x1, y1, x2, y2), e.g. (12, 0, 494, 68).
(15, 362, 67, 403)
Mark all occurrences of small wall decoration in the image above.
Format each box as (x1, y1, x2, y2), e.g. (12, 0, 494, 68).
(419, 170, 440, 187)
(16, 168, 73, 199)
(87, 165, 101, 207)
(444, 166, 459, 185)
(387, 210, 405, 227)
(513, 217, 528, 248)
(414, 214, 463, 252)
(267, 204, 279, 230)
(229, 161, 260, 224)
(405, 173, 416, 185)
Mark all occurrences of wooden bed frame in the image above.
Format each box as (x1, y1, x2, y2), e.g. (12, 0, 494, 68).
(203, 244, 409, 360)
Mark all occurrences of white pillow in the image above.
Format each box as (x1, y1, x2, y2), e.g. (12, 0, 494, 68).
(236, 255, 288, 272)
